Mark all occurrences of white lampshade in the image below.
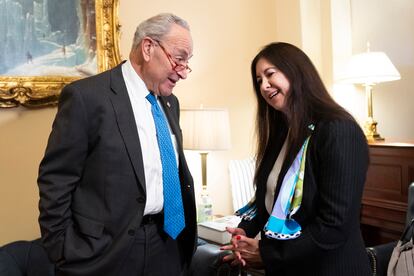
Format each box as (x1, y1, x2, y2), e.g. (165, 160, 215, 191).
(338, 51, 401, 84)
(336, 48, 401, 142)
(180, 108, 231, 151)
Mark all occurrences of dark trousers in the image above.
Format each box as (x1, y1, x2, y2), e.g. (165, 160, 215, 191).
(117, 217, 182, 276)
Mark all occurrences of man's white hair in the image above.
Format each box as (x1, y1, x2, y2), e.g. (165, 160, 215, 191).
(131, 13, 190, 50)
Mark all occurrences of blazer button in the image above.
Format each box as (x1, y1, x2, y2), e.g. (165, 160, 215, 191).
(136, 197, 145, 203)
(128, 229, 135, 236)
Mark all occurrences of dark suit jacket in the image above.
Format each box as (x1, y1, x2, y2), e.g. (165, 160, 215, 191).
(239, 119, 371, 276)
(38, 63, 196, 276)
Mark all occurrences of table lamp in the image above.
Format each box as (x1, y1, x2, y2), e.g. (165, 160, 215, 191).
(338, 44, 401, 141)
(180, 107, 231, 221)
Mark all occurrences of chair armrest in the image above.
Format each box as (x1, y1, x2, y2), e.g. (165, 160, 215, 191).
(0, 239, 54, 276)
(0, 247, 24, 276)
(188, 243, 239, 276)
(366, 241, 397, 276)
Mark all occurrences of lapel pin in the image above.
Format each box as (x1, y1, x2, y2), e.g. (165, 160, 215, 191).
(167, 102, 171, 108)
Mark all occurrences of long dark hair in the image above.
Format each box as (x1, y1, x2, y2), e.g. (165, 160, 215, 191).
(251, 42, 354, 182)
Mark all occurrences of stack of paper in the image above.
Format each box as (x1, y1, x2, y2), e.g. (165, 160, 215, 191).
(197, 215, 241, 244)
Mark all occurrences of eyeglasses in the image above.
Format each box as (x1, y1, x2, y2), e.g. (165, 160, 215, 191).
(154, 39, 192, 74)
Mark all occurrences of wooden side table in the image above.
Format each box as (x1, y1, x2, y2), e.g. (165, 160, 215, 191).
(361, 141, 414, 246)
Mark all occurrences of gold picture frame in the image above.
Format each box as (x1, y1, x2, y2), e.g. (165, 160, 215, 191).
(0, 0, 121, 108)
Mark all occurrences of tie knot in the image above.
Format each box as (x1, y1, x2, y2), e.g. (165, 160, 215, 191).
(146, 93, 157, 106)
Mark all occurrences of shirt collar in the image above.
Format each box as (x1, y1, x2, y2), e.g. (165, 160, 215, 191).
(123, 59, 152, 99)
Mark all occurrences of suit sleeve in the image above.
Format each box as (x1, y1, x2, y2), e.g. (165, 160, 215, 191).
(38, 84, 89, 263)
(259, 120, 369, 266)
(239, 215, 265, 238)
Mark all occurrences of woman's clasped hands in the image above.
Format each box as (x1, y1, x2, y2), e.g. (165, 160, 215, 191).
(220, 227, 264, 268)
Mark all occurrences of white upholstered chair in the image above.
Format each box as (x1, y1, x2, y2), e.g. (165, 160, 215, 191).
(228, 157, 256, 212)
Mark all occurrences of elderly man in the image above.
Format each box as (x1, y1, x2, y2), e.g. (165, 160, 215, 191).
(38, 13, 196, 276)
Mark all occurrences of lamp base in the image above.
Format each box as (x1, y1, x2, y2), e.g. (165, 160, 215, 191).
(364, 119, 385, 142)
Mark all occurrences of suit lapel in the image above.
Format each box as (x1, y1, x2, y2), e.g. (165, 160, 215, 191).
(159, 97, 183, 151)
(108, 64, 146, 192)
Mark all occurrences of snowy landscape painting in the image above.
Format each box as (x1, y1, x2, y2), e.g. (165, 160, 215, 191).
(0, 0, 120, 108)
(0, 0, 97, 77)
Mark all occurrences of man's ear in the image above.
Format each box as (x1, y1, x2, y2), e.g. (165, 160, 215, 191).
(142, 37, 154, 62)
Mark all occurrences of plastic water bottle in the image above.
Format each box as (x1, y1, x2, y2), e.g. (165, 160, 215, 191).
(197, 191, 213, 222)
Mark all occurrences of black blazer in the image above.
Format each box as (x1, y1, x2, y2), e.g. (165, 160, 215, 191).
(239, 119, 371, 276)
(38, 63, 196, 276)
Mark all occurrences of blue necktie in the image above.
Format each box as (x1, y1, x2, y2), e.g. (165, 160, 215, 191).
(146, 93, 185, 239)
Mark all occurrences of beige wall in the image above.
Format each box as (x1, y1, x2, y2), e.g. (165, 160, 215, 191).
(0, 108, 55, 244)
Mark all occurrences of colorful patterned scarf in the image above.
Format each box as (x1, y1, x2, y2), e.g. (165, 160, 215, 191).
(236, 125, 314, 240)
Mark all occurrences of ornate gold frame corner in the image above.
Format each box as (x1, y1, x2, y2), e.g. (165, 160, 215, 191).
(0, 0, 121, 108)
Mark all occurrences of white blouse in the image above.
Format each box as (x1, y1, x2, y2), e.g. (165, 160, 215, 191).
(265, 137, 288, 214)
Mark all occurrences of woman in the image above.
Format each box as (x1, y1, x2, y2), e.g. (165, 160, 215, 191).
(221, 42, 371, 275)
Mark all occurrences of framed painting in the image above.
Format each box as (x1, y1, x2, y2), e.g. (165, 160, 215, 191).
(0, 0, 121, 108)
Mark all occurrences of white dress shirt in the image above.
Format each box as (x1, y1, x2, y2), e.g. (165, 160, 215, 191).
(121, 60, 179, 215)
